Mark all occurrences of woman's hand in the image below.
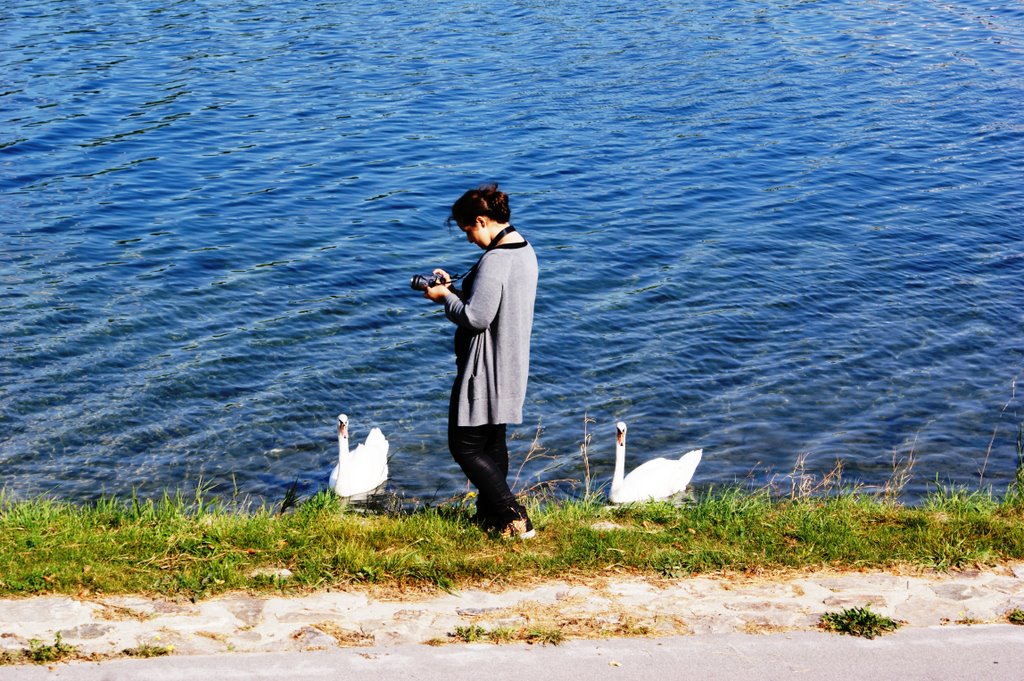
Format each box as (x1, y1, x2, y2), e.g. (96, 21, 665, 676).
(424, 268, 452, 303)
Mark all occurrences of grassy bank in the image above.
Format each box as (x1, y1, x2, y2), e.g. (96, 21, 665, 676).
(3, 480, 1024, 600)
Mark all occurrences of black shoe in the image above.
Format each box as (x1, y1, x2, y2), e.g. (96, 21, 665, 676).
(499, 517, 535, 540)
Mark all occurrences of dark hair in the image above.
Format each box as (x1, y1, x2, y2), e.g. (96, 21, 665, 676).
(448, 183, 510, 228)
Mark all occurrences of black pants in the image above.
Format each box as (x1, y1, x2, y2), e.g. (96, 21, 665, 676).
(448, 396, 528, 527)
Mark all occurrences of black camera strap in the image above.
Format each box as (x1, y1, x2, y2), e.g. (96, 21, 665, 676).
(486, 225, 517, 251)
(450, 225, 518, 284)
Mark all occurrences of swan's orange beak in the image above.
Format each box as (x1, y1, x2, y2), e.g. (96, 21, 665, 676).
(338, 421, 348, 438)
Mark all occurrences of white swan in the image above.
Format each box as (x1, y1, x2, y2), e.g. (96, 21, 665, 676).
(328, 413, 389, 497)
(609, 421, 701, 504)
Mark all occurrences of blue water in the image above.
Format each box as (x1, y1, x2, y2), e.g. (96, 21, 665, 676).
(2, 0, 1023, 505)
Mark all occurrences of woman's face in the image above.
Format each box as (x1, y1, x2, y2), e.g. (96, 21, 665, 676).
(459, 217, 491, 249)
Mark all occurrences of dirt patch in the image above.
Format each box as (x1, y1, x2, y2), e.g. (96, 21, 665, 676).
(312, 621, 374, 647)
(458, 596, 687, 642)
(92, 602, 153, 622)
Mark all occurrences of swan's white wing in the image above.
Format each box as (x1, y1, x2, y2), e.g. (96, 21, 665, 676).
(333, 455, 388, 496)
(358, 427, 389, 481)
(363, 427, 389, 453)
(339, 432, 388, 496)
(671, 449, 702, 494)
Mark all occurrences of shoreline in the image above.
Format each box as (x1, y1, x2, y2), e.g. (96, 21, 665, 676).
(3, 487, 1024, 597)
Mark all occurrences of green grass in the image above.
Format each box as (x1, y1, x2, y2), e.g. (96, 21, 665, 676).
(0, 635, 174, 666)
(446, 623, 560, 645)
(1008, 609, 1024, 626)
(1, 634, 80, 665)
(525, 626, 565, 645)
(486, 626, 519, 643)
(122, 643, 174, 658)
(2, 484, 1024, 599)
(451, 625, 488, 643)
(820, 606, 902, 639)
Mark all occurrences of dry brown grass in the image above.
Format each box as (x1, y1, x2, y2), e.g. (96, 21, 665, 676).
(312, 621, 374, 646)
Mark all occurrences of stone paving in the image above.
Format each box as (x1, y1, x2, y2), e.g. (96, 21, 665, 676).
(2, 565, 1023, 660)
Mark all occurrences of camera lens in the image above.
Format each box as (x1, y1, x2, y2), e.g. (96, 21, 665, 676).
(410, 274, 429, 291)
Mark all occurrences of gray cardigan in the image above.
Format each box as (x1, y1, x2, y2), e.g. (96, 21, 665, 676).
(444, 242, 538, 427)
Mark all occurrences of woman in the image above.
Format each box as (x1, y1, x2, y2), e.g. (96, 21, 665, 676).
(423, 184, 538, 539)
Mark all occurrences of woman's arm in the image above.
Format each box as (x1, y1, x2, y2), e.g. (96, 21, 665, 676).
(443, 256, 504, 331)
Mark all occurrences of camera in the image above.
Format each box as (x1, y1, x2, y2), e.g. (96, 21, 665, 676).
(410, 273, 446, 291)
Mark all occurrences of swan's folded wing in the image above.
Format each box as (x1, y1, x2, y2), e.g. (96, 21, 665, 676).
(363, 427, 389, 454)
(672, 449, 702, 493)
(616, 457, 684, 502)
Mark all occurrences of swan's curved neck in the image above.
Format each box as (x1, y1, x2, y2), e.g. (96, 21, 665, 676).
(338, 424, 350, 462)
(612, 432, 625, 492)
